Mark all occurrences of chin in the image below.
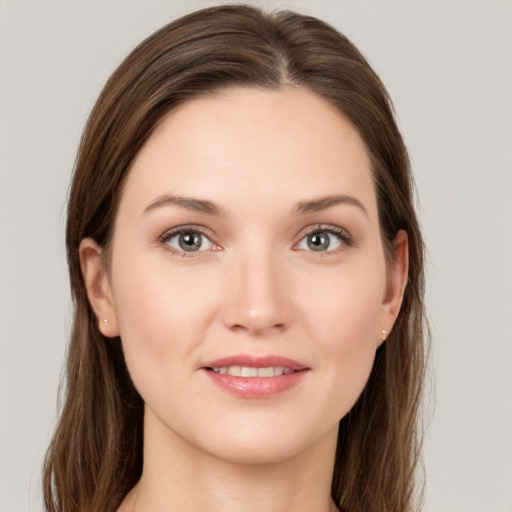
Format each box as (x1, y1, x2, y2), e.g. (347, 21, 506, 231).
(209, 439, 306, 466)
(197, 420, 335, 467)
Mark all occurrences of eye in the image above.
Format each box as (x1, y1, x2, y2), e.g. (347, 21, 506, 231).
(162, 229, 216, 253)
(296, 228, 348, 252)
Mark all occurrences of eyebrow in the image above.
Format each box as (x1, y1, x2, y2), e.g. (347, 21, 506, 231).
(292, 194, 368, 218)
(143, 193, 368, 218)
(143, 194, 225, 216)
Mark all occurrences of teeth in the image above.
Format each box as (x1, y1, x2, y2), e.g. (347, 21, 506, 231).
(227, 366, 241, 377)
(211, 366, 296, 377)
(257, 367, 274, 377)
(241, 367, 258, 377)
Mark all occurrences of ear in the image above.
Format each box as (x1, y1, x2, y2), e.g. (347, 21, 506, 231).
(378, 229, 409, 346)
(79, 238, 120, 337)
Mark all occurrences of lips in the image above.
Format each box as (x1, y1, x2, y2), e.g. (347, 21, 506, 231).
(201, 354, 308, 371)
(210, 366, 295, 377)
(200, 354, 310, 398)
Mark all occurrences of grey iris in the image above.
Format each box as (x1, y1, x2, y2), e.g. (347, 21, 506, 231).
(308, 233, 330, 251)
(179, 232, 202, 251)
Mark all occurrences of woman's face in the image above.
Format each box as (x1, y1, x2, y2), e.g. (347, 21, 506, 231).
(82, 87, 407, 464)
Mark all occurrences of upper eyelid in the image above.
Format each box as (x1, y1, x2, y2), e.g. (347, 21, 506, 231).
(159, 224, 214, 241)
(295, 223, 351, 239)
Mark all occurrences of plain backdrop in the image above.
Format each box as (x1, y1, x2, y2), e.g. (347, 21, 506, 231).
(1, 1, 511, 511)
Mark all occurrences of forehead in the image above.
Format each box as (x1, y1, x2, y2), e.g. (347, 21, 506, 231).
(121, 87, 376, 219)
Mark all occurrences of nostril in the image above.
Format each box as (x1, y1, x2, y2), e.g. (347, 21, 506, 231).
(229, 320, 286, 335)
(220, 280, 292, 334)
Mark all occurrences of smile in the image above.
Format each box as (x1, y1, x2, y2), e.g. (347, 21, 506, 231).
(209, 366, 295, 377)
(201, 354, 310, 398)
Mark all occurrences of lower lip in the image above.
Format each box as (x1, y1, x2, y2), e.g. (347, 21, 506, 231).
(202, 369, 309, 398)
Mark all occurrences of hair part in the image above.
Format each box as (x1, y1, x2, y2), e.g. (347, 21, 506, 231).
(44, 5, 428, 512)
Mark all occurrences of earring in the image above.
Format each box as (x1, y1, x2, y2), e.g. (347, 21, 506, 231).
(103, 319, 108, 324)
(381, 329, 388, 341)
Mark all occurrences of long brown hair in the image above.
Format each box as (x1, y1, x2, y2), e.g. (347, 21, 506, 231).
(43, 5, 428, 512)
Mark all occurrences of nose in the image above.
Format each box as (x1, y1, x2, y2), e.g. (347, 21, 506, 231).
(220, 248, 292, 336)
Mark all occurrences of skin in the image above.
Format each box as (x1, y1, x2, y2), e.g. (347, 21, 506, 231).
(80, 87, 408, 512)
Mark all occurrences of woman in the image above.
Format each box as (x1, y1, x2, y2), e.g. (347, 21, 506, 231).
(43, 4, 427, 512)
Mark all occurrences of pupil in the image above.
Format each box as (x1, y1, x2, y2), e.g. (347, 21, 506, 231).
(308, 233, 329, 251)
(179, 233, 201, 251)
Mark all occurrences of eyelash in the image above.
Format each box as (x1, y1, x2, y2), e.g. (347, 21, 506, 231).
(295, 224, 354, 254)
(158, 224, 353, 257)
(158, 226, 217, 257)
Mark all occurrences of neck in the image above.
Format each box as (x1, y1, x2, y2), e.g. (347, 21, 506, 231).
(120, 407, 339, 512)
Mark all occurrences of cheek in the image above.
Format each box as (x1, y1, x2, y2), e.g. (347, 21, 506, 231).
(299, 261, 386, 404)
(302, 262, 385, 347)
(110, 252, 219, 383)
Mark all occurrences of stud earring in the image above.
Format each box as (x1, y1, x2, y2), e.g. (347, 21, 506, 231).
(103, 319, 108, 324)
(381, 329, 388, 341)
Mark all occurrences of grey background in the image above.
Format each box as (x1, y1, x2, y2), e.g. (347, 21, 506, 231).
(1, 1, 511, 511)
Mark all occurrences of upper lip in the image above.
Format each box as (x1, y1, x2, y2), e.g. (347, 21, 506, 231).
(201, 354, 309, 371)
